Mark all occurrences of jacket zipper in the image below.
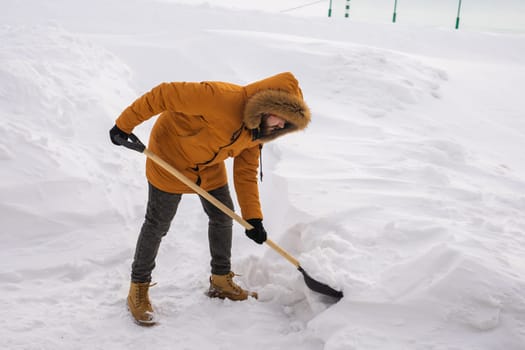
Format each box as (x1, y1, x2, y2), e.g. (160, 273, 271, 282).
(194, 123, 245, 169)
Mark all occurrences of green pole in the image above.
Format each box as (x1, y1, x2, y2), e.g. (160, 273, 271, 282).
(455, 0, 462, 29)
(328, 0, 333, 17)
(345, 0, 351, 18)
(392, 0, 398, 23)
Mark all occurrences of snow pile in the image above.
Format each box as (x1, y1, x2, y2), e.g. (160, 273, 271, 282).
(2, 1, 525, 349)
(0, 24, 144, 347)
(2, 22, 149, 221)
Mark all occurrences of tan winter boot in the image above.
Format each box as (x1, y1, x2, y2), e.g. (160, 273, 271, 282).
(127, 281, 156, 326)
(208, 272, 258, 301)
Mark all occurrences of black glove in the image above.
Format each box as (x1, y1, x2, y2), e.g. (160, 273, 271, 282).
(245, 219, 267, 244)
(109, 124, 130, 146)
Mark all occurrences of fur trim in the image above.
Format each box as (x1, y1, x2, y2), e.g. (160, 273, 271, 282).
(244, 89, 311, 142)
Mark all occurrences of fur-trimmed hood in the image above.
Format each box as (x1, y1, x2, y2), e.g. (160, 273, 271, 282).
(243, 73, 311, 142)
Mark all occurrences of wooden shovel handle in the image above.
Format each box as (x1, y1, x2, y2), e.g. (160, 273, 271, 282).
(143, 148, 301, 269)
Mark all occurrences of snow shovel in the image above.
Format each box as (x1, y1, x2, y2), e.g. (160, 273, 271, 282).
(117, 133, 343, 300)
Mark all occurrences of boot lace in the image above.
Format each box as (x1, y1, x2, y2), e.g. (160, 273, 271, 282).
(135, 282, 156, 306)
(226, 272, 243, 294)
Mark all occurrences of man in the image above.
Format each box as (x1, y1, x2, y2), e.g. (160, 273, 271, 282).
(109, 72, 311, 325)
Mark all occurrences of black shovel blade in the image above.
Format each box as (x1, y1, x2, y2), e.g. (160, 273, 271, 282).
(298, 266, 343, 300)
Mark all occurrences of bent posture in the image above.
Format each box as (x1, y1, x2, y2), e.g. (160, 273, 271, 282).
(110, 72, 311, 325)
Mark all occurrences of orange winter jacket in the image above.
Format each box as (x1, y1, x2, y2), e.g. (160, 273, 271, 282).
(115, 72, 310, 220)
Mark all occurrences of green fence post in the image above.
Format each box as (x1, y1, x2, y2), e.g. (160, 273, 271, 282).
(455, 0, 462, 29)
(345, 0, 351, 18)
(328, 0, 333, 17)
(392, 0, 398, 23)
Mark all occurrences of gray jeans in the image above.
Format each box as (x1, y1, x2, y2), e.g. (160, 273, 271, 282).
(131, 183, 234, 282)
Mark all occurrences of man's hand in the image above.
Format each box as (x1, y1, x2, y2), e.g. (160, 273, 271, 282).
(245, 219, 267, 244)
(109, 124, 130, 145)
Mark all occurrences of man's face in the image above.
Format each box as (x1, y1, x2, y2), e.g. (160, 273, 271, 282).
(262, 114, 286, 136)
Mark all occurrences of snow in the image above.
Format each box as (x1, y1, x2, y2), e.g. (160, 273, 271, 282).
(2, 0, 525, 349)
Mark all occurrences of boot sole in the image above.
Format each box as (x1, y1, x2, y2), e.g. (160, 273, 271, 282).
(207, 288, 228, 299)
(206, 287, 258, 300)
(136, 319, 157, 327)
